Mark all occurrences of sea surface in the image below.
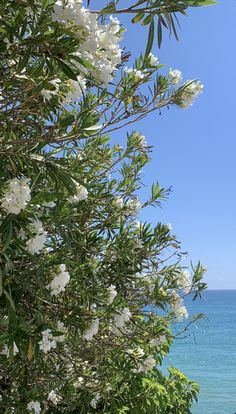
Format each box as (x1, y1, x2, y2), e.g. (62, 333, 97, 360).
(163, 290, 236, 414)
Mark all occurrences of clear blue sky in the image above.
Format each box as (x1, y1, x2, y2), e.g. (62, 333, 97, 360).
(110, 1, 236, 289)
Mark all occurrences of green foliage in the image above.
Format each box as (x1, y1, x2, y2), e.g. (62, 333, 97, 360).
(97, 0, 217, 49)
(0, 0, 211, 413)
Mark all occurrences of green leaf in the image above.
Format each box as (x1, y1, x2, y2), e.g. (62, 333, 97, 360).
(30, 191, 62, 204)
(56, 58, 78, 81)
(144, 19, 155, 59)
(157, 18, 162, 48)
(169, 13, 179, 41)
(59, 114, 76, 128)
(29, 60, 45, 78)
(100, 3, 116, 13)
(131, 13, 145, 24)
(189, 0, 217, 5)
(83, 124, 102, 131)
(42, 0, 51, 9)
(4, 289, 15, 311)
(141, 14, 154, 26)
(18, 47, 31, 72)
(0, 270, 2, 297)
(71, 54, 94, 69)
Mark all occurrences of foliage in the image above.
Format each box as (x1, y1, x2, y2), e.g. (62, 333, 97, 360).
(0, 0, 209, 413)
(93, 0, 217, 49)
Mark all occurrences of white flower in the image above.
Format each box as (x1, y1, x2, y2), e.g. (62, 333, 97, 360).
(63, 75, 86, 104)
(149, 53, 159, 66)
(1, 177, 31, 214)
(43, 201, 56, 208)
(177, 270, 191, 294)
(149, 334, 166, 348)
(133, 355, 156, 373)
(55, 321, 67, 342)
(52, 1, 122, 85)
(27, 401, 41, 414)
(166, 223, 172, 231)
(180, 80, 204, 108)
(41, 78, 61, 101)
(112, 307, 132, 336)
(83, 318, 99, 341)
(127, 347, 145, 358)
(90, 392, 101, 409)
(168, 68, 182, 85)
(0, 342, 19, 357)
(68, 183, 88, 203)
(132, 131, 147, 147)
(48, 390, 62, 406)
(0, 344, 8, 356)
(126, 198, 141, 216)
(46, 264, 70, 296)
(113, 196, 124, 208)
(26, 220, 47, 254)
(124, 67, 145, 80)
(169, 291, 188, 322)
(107, 284, 117, 304)
(38, 329, 57, 353)
(13, 342, 19, 355)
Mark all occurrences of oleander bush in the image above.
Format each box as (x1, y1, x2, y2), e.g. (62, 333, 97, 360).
(0, 1, 212, 412)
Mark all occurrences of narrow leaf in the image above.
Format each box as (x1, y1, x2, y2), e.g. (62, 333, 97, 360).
(101, 3, 116, 13)
(145, 19, 155, 59)
(27, 338, 34, 361)
(18, 48, 31, 72)
(56, 58, 78, 81)
(131, 13, 145, 24)
(157, 18, 162, 48)
(141, 14, 153, 26)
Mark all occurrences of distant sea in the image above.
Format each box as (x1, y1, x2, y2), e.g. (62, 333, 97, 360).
(163, 290, 236, 414)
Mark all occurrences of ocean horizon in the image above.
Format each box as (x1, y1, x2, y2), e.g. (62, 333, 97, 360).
(163, 289, 236, 414)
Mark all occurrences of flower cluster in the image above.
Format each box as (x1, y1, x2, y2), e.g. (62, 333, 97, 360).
(38, 329, 57, 353)
(133, 355, 156, 373)
(149, 334, 166, 349)
(46, 264, 70, 296)
(107, 284, 117, 304)
(1, 177, 31, 214)
(126, 198, 142, 216)
(149, 53, 159, 66)
(90, 392, 101, 409)
(52, 1, 122, 85)
(83, 318, 100, 341)
(177, 269, 191, 294)
(180, 80, 204, 108)
(124, 67, 145, 81)
(132, 131, 147, 148)
(48, 390, 62, 406)
(26, 220, 47, 254)
(68, 183, 88, 203)
(112, 307, 132, 336)
(169, 291, 188, 322)
(168, 68, 182, 85)
(27, 401, 41, 414)
(63, 75, 87, 104)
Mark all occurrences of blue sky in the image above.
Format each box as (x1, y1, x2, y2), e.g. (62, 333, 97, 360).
(110, 1, 236, 289)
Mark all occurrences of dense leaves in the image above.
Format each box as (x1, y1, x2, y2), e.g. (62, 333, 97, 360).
(0, 1, 209, 413)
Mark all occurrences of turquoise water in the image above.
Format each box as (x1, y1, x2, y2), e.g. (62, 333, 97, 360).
(163, 290, 236, 414)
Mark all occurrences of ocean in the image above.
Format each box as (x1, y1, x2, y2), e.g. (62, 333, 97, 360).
(163, 290, 236, 414)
